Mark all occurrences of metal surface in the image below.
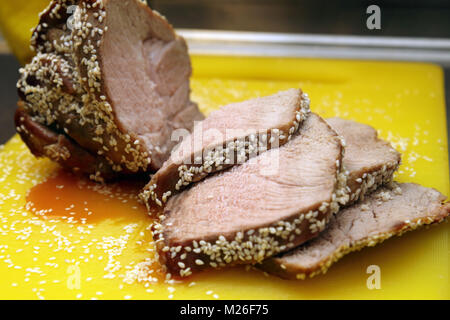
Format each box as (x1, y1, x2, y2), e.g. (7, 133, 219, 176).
(2, 29, 450, 65)
(179, 29, 450, 66)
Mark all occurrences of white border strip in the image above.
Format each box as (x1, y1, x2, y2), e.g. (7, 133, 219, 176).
(178, 29, 450, 66)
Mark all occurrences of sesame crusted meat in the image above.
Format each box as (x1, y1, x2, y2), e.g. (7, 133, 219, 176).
(16, 0, 203, 182)
(141, 89, 311, 213)
(327, 117, 401, 204)
(153, 113, 348, 278)
(256, 117, 402, 278)
(259, 183, 450, 280)
(15, 103, 120, 179)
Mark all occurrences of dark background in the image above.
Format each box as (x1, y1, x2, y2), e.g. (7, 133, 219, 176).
(1, 0, 449, 144)
(148, 0, 450, 38)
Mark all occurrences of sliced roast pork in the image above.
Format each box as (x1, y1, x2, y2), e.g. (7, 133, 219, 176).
(153, 113, 348, 278)
(259, 183, 450, 280)
(16, 0, 203, 181)
(154, 116, 400, 277)
(256, 117, 402, 278)
(141, 89, 311, 212)
(327, 118, 401, 204)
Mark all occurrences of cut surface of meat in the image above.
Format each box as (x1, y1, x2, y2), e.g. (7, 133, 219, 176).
(259, 183, 449, 280)
(327, 117, 401, 204)
(141, 89, 311, 213)
(153, 113, 348, 277)
(16, 0, 203, 181)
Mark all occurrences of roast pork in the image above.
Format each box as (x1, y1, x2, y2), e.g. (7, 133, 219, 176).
(153, 113, 348, 278)
(153, 115, 402, 277)
(15, 0, 203, 181)
(141, 89, 311, 213)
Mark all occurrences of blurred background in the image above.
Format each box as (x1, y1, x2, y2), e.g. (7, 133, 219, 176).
(0, 0, 449, 143)
(148, 0, 450, 37)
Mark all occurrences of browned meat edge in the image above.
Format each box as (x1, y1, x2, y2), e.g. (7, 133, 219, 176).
(14, 103, 123, 180)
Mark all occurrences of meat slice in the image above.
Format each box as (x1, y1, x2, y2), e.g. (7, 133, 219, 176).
(259, 183, 450, 280)
(16, 0, 203, 181)
(153, 113, 348, 278)
(141, 89, 311, 212)
(327, 118, 401, 204)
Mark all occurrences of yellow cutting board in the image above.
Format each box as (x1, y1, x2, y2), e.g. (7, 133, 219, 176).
(0, 56, 448, 300)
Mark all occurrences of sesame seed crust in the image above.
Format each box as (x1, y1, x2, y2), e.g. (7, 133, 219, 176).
(346, 163, 400, 205)
(140, 90, 311, 215)
(15, 104, 119, 181)
(17, 0, 202, 181)
(326, 117, 402, 206)
(151, 113, 349, 278)
(18, 0, 151, 179)
(259, 183, 450, 280)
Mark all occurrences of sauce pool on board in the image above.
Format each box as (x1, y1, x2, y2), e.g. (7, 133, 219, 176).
(25, 169, 148, 224)
(24, 169, 195, 283)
